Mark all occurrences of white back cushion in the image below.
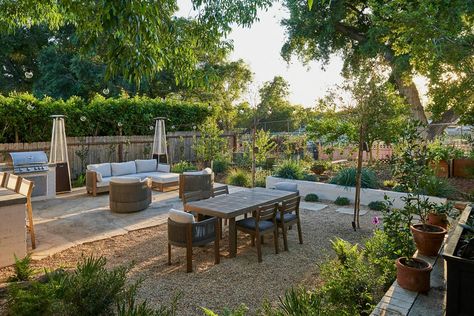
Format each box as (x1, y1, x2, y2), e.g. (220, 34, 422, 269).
(135, 159, 157, 173)
(157, 164, 171, 173)
(183, 170, 204, 175)
(111, 161, 137, 176)
(169, 209, 194, 223)
(203, 168, 213, 175)
(275, 182, 298, 192)
(87, 163, 111, 177)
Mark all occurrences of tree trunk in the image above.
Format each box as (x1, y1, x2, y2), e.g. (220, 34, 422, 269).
(353, 124, 365, 231)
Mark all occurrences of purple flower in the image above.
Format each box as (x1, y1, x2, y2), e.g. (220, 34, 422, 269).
(372, 216, 380, 226)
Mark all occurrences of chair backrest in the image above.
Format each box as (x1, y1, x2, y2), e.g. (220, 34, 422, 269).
(212, 185, 229, 197)
(180, 173, 214, 197)
(274, 182, 298, 193)
(182, 190, 205, 207)
(0, 172, 7, 187)
(17, 178, 34, 197)
(256, 203, 278, 222)
(6, 174, 20, 191)
(280, 196, 301, 215)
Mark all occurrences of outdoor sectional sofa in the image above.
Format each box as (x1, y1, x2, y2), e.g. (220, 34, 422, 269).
(86, 159, 179, 196)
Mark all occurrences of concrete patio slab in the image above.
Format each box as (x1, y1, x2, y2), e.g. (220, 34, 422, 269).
(299, 202, 328, 211)
(30, 184, 245, 260)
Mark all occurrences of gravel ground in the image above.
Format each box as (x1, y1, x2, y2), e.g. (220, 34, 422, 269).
(0, 203, 380, 315)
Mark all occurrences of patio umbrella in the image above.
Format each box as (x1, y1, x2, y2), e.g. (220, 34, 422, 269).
(152, 117, 168, 163)
(50, 115, 72, 193)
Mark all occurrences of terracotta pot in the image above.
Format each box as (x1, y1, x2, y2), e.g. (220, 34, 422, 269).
(411, 223, 447, 257)
(427, 213, 448, 229)
(429, 160, 449, 178)
(396, 257, 432, 293)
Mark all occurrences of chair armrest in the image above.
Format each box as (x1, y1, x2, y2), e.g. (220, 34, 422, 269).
(86, 170, 97, 187)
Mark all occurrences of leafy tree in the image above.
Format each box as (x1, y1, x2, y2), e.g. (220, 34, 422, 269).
(281, 0, 474, 138)
(254, 129, 277, 165)
(193, 117, 226, 168)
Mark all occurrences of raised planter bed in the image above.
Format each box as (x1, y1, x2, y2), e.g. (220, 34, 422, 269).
(266, 176, 446, 209)
(442, 204, 473, 316)
(452, 158, 474, 178)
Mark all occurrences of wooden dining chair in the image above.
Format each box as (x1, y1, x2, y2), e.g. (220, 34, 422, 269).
(16, 178, 36, 249)
(212, 185, 229, 227)
(6, 174, 20, 192)
(277, 196, 303, 251)
(0, 172, 7, 187)
(236, 203, 279, 262)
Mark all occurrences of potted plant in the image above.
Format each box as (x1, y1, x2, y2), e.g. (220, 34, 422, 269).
(407, 197, 448, 257)
(311, 160, 328, 175)
(442, 204, 473, 316)
(427, 202, 457, 229)
(396, 257, 432, 293)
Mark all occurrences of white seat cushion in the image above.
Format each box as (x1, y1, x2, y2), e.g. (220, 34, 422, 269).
(169, 209, 194, 223)
(110, 177, 140, 184)
(203, 168, 213, 174)
(135, 159, 157, 173)
(122, 173, 149, 181)
(111, 161, 137, 176)
(157, 164, 171, 173)
(97, 176, 112, 188)
(87, 163, 112, 177)
(183, 170, 204, 175)
(148, 172, 179, 183)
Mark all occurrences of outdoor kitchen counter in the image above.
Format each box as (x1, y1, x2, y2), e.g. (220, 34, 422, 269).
(0, 194, 27, 268)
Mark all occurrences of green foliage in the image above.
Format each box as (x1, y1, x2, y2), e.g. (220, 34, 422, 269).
(7, 256, 176, 316)
(201, 304, 248, 316)
(232, 152, 252, 170)
(8, 255, 34, 282)
(383, 180, 397, 188)
(0, 93, 211, 143)
(420, 175, 456, 198)
(193, 118, 226, 166)
(304, 194, 319, 202)
(212, 156, 231, 174)
(171, 161, 197, 174)
(274, 287, 323, 315)
(274, 160, 305, 180)
(427, 139, 465, 161)
(368, 201, 385, 211)
(302, 174, 317, 182)
(364, 230, 397, 289)
(227, 169, 251, 188)
(255, 169, 271, 188)
(310, 161, 330, 174)
(254, 129, 277, 166)
(329, 167, 379, 189)
(72, 174, 86, 188)
(334, 197, 350, 206)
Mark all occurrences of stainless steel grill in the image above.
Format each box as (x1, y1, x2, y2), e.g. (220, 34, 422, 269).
(6, 151, 49, 174)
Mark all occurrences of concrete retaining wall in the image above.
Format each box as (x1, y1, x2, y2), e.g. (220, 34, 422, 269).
(266, 176, 446, 208)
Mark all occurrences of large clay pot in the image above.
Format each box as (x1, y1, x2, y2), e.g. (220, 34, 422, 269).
(396, 257, 432, 293)
(427, 213, 449, 229)
(411, 223, 447, 257)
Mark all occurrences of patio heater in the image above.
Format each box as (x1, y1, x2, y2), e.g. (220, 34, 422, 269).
(152, 117, 168, 163)
(50, 115, 72, 193)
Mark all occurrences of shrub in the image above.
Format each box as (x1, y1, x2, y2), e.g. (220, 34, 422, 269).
(304, 194, 319, 202)
(368, 201, 385, 211)
(212, 156, 231, 174)
(227, 169, 251, 188)
(310, 161, 330, 174)
(302, 173, 318, 182)
(329, 167, 379, 189)
(274, 160, 305, 180)
(0, 93, 211, 143)
(364, 230, 398, 290)
(255, 170, 271, 188)
(8, 255, 34, 282)
(420, 175, 456, 198)
(233, 152, 252, 170)
(383, 180, 397, 188)
(171, 161, 197, 173)
(72, 173, 86, 188)
(334, 196, 350, 206)
(7, 256, 176, 316)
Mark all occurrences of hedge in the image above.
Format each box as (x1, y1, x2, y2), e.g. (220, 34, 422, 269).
(0, 93, 212, 143)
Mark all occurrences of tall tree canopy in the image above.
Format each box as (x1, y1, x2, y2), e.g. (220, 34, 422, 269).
(281, 0, 474, 138)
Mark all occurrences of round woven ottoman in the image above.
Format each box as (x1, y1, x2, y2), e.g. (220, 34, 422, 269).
(109, 177, 151, 213)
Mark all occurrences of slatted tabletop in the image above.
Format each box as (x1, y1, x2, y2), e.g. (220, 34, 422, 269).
(184, 187, 297, 219)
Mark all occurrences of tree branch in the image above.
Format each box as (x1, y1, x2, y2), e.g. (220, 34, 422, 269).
(334, 22, 366, 43)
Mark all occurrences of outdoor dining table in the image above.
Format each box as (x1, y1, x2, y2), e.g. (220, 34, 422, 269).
(184, 187, 298, 258)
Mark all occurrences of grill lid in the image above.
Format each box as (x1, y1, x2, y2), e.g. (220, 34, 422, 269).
(7, 151, 49, 173)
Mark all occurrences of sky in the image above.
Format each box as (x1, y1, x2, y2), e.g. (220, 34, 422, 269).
(177, 1, 345, 107)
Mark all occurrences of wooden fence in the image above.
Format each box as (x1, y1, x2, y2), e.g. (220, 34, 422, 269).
(318, 143, 394, 161)
(0, 132, 238, 178)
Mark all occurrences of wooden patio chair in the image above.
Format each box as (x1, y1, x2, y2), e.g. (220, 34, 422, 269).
(277, 196, 303, 251)
(16, 178, 36, 249)
(212, 185, 229, 226)
(167, 210, 220, 273)
(6, 174, 20, 192)
(236, 203, 279, 262)
(0, 172, 7, 187)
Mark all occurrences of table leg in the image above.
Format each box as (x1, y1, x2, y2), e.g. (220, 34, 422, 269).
(229, 217, 237, 258)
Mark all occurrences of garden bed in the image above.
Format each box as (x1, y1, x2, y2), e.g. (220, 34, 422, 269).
(266, 176, 446, 209)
